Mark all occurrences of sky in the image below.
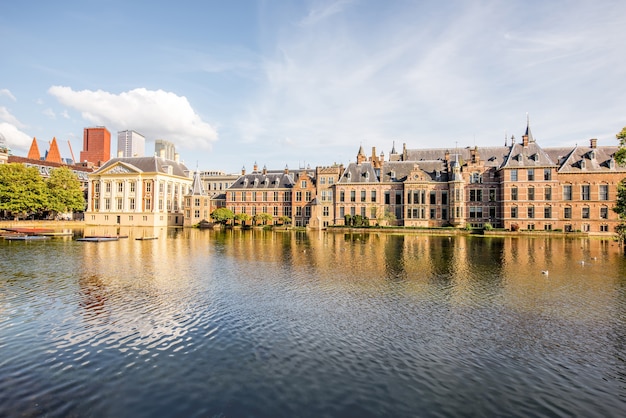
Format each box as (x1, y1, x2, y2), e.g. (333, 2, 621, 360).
(1, 0, 625, 174)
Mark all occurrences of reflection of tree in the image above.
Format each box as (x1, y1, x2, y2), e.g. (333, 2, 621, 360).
(78, 274, 110, 322)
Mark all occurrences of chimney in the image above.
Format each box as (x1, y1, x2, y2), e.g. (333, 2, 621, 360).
(262, 165, 267, 175)
(590, 138, 597, 149)
(253, 161, 258, 172)
(284, 164, 289, 174)
(241, 165, 246, 175)
(522, 133, 529, 147)
(445, 150, 450, 162)
(174, 153, 180, 163)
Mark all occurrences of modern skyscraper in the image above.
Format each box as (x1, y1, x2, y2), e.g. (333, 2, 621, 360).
(80, 127, 111, 166)
(155, 139, 176, 160)
(117, 130, 145, 158)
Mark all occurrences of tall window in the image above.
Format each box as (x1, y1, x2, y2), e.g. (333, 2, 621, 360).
(511, 187, 518, 201)
(599, 184, 608, 200)
(430, 191, 436, 205)
(305, 191, 311, 201)
(371, 190, 377, 202)
(600, 207, 608, 219)
(544, 206, 552, 219)
(563, 185, 572, 200)
(441, 191, 448, 205)
(489, 189, 496, 202)
(510, 169, 518, 181)
(528, 206, 535, 219)
(527, 169, 534, 181)
(118, 182, 124, 193)
(564, 207, 572, 219)
(350, 190, 356, 202)
(544, 168, 551, 180)
(581, 185, 590, 201)
(361, 190, 366, 202)
(545, 187, 552, 201)
(106, 182, 111, 193)
(528, 187, 535, 201)
(295, 191, 302, 202)
(301, 180, 307, 188)
(470, 189, 482, 202)
(511, 206, 518, 218)
(340, 191, 345, 202)
(582, 206, 590, 219)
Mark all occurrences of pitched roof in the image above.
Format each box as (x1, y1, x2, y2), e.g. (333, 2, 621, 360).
(96, 156, 189, 176)
(45, 137, 63, 164)
(190, 170, 206, 195)
(228, 171, 295, 189)
(27, 137, 41, 160)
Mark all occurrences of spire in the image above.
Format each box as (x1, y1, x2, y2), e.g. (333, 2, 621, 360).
(45, 137, 63, 163)
(356, 143, 366, 164)
(190, 168, 206, 195)
(391, 141, 397, 155)
(27, 137, 41, 160)
(524, 113, 534, 143)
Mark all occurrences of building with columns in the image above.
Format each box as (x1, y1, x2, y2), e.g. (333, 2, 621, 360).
(84, 155, 191, 226)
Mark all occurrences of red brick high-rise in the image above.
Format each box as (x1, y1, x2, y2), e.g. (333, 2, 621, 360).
(80, 127, 111, 166)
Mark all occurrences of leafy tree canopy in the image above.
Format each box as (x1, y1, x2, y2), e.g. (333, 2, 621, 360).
(0, 163, 48, 218)
(234, 212, 251, 224)
(615, 126, 626, 166)
(46, 166, 85, 214)
(210, 207, 234, 225)
(253, 212, 273, 225)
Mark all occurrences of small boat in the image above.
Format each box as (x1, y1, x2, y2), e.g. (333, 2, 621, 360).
(135, 236, 158, 241)
(76, 236, 120, 242)
(2, 227, 55, 235)
(4, 234, 50, 241)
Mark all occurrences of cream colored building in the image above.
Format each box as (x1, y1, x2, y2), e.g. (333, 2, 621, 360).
(85, 156, 191, 227)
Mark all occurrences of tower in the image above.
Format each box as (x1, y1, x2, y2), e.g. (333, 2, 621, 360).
(117, 130, 145, 158)
(80, 127, 111, 166)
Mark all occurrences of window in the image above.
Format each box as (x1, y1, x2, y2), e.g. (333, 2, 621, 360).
(340, 191, 345, 202)
(395, 191, 402, 205)
(544, 168, 551, 180)
(470, 189, 482, 202)
(511, 187, 518, 201)
(339, 207, 344, 218)
(489, 206, 496, 219)
(441, 192, 448, 205)
(564, 207, 572, 219)
(599, 184, 608, 200)
(600, 207, 608, 219)
(442, 207, 448, 220)
(510, 169, 518, 181)
(581, 185, 590, 201)
(106, 182, 111, 193)
(117, 198, 123, 210)
(544, 206, 552, 219)
(489, 189, 496, 202)
(194, 198, 200, 206)
(263, 192, 268, 202)
(430, 191, 436, 205)
(273, 207, 279, 216)
(528, 206, 534, 219)
(305, 207, 311, 217)
(361, 190, 366, 202)
(601, 224, 609, 232)
(371, 207, 377, 219)
(274, 192, 279, 202)
(511, 206, 518, 218)
(145, 182, 151, 193)
(118, 182, 124, 193)
(145, 199, 151, 210)
(545, 187, 552, 201)
(320, 177, 326, 185)
(582, 207, 590, 219)
(350, 190, 356, 202)
(295, 207, 302, 217)
(130, 198, 135, 210)
(469, 206, 483, 218)
(305, 191, 311, 201)
(527, 169, 534, 181)
(470, 172, 482, 184)
(105, 198, 111, 210)
(528, 187, 534, 201)
(371, 190, 377, 202)
(241, 192, 247, 202)
(301, 180, 307, 188)
(323, 206, 329, 217)
(360, 207, 366, 217)
(563, 185, 572, 201)
(95, 183, 101, 193)
(385, 192, 390, 205)
(194, 210, 200, 218)
(430, 208, 436, 219)
(130, 182, 135, 193)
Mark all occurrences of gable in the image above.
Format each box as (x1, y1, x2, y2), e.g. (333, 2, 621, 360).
(98, 162, 141, 175)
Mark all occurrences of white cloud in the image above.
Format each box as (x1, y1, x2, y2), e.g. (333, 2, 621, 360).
(0, 89, 16, 101)
(0, 106, 27, 129)
(43, 108, 56, 119)
(61, 110, 70, 119)
(300, 0, 354, 26)
(0, 122, 32, 152)
(48, 86, 218, 150)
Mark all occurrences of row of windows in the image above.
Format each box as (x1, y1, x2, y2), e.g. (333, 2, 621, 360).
(94, 181, 186, 195)
(509, 168, 552, 181)
(93, 197, 180, 212)
(230, 191, 292, 202)
(231, 206, 293, 217)
(510, 206, 610, 219)
(510, 184, 609, 201)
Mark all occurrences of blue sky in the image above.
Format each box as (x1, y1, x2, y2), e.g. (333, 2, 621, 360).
(1, 0, 625, 173)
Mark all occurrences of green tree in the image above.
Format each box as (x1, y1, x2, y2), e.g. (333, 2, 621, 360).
(613, 127, 626, 251)
(0, 163, 48, 219)
(234, 212, 251, 226)
(210, 207, 234, 226)
(46, 166, 85, 216)
(278, 215, 291, 226)
(614, 126, 626, 165)
(344, 214, 352, 226)
(253, 212, 273, 226)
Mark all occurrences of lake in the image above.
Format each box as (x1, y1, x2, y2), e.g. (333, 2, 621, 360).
(1, 228, 625, 417)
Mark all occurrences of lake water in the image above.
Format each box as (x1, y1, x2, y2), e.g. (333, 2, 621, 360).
(1, 228, 625, 417)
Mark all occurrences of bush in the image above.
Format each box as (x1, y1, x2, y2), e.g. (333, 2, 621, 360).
(483, 223, 493, 231)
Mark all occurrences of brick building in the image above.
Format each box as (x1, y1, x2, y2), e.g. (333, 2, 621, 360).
(80, 127, 111, 167)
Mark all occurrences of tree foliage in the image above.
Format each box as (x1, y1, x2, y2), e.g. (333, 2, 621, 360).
(210, 207, 234, 225)
(278, 215, 291, 225)
(0, 163, 48, 219)
(234, 212, 251, 225)
(253, 212, 273, 225)
(46, 166, 85, 214)
(615, 126, 626, 166)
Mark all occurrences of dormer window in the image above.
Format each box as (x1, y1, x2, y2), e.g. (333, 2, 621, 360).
(580, 160, 586, 169)
(346, 172, 351, 180)
(390, 170, 396, 180)
(588, 150, 596, 160)
(610, 158, 616, 169)
(364, 171, 369, 180)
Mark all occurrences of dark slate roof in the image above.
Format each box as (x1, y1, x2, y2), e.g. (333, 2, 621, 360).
(338, 162, 379, 183)
(228, 171, 295, 189)
(96, 156, 189, 176)
(380, 161, 422, 183)
(403, 146, 509, 169)
(190, 170, 206, 195)
(501, 142, 556, 168)
(551, 145, 624, 173)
